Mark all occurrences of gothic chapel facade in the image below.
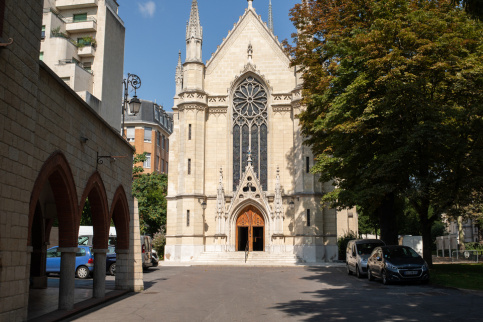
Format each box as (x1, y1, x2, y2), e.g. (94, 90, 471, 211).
(165, 0, 357, 263)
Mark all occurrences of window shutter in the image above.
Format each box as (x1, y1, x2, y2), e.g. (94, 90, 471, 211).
(144, 127, 152, 141)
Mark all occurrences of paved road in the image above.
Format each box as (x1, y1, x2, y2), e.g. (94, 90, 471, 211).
(66, 266, 482, 321)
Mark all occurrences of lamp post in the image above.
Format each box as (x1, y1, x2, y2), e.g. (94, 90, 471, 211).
(122, 73, 142, 137)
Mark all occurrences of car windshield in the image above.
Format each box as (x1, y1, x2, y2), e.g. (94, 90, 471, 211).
(358, 243, 383, 255)
(384, 247, 419, 259)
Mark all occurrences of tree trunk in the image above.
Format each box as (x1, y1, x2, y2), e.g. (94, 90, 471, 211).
(417, 200, 433, 267)
(457, 216, 465, 250)
(377, 193, 399, 245)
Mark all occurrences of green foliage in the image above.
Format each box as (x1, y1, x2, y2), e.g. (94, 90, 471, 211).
(51, 26, 68, 38)
(76, 36, 97, 48)
(132, 173, 168, 236)
(337, 231, 357, 261)
(152, 227, 166, 259)
(80, 198, 93, 226)
(133, 152, 147, 177)
(464, 242, 483, 250)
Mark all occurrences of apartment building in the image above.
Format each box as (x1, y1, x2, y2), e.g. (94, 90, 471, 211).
(41, 0, 125, 129)
(124, 100, 173, 174)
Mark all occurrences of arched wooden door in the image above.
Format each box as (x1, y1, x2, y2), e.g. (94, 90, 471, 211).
(236, 206, 264, 252)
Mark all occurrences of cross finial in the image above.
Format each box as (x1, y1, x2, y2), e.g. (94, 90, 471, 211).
(247, 150, 252, 166)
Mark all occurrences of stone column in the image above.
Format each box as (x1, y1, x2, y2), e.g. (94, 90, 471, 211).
(58, 247, 77, 310)
(132, 198, 144, 292)
(115, 249, 129, 290)
(93, 249, 107, 298)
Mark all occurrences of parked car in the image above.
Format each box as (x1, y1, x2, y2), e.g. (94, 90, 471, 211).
(141, 235, 154, 270)
(106, 245, 116, 275)
(346, 239, 385, 278)
(46, 246, 94, 279)
(367, 245, 430, 285)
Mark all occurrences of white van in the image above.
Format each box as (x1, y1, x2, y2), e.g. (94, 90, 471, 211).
(346, 239, 385, 278)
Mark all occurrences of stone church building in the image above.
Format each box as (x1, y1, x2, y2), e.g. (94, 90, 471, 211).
(165, 0, 357, 263)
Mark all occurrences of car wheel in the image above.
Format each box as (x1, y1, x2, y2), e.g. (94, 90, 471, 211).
(382, 270, 390, 285)
(109, 263, 116, 276)
(346, 264, 352, 275)
(368, 268, 374, 281)
(76, 266, 90, 279)
(356, 265, 362, 278)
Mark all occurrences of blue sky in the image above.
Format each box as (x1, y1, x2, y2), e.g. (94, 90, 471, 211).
(118, 0, 298, 111)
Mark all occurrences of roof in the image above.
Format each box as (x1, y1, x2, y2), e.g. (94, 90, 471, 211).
(124, 99, 173, 134)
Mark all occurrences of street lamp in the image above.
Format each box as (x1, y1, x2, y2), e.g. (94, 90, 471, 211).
(122, 73, 142, 137)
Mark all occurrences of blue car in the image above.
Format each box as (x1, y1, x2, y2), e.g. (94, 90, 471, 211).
(46, 246, 94, 279)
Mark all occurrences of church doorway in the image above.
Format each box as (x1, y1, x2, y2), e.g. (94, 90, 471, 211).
(236, 206, 264, 252)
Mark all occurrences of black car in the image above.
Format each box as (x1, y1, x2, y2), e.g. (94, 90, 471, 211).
(367, 245, 429, 285)
(106, 245, 116, 275)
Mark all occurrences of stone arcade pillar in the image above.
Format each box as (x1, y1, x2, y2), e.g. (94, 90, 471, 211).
(93, 249, 107, 298)
(58, 247, 77, 310)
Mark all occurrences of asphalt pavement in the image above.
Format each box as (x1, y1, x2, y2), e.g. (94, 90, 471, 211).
(62, 265, 482, 322)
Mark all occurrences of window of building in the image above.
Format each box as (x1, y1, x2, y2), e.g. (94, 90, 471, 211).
(82, 62, 92, 73)
(41, 25, 46, 39)
(73, 13, 88, 23)
(166, 139, 169, 152)
(155, 156, 159, 171)
(161, 159, 165, 173)
(126, 127, 135, 142)
(39, 52, 44, 61)
(166, 162, 168, 173)
(233, 76, 268, 191)
(187, 210, 190, 227)
(162, 135, 165, 150)
(188, 124, 192, 140)
(156, 131, 160, 146)
(144, 153, 151, 168)
(144, 127, 152, 142)
(307, 209, 311, 227)
(306, 157, 310, 174)
(188, 159, 191, 175)
(155, 108, 159, 121)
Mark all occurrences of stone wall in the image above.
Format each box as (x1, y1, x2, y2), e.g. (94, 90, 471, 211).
(0, 0, 137, 319)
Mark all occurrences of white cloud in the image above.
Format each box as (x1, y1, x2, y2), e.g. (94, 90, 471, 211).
(138, 1, 156, 18)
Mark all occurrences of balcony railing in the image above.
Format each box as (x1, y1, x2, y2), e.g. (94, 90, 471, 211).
(55, 0, 98, 10)
(65, 17, 97, 33)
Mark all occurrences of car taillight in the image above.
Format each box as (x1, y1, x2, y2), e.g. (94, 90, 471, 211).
(88, 258, 94, 264)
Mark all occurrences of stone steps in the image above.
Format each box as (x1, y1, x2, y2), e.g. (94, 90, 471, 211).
(193, 251, 299, 265)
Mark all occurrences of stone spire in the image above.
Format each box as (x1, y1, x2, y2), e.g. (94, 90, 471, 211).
(185, 0, 203, 62)
(268, 0, 273, 33)
(175, 50, 183, 94)
(186, 0, 202, 40)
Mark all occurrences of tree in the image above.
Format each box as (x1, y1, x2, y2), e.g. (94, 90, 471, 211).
(132, 173, 168, 236)
(287, 0, 483, 265)
(132, 152, 168, 236)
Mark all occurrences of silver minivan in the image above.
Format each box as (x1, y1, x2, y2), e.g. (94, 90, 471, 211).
(346, 239, 385, 278)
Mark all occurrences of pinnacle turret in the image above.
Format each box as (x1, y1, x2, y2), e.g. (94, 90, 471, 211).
(185, 0, 203, 62)
(175, 50, 183, 94)
(268, 0, 273, 32)
(186, 0, 202, 41)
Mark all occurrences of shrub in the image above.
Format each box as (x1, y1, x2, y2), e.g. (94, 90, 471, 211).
(152, 227, 166, 260)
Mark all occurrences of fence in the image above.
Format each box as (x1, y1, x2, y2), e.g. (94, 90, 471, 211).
(436, 235, 459, 257)
(451, 250, 483, 263)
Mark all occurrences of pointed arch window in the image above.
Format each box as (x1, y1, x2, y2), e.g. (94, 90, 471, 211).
(233, 76, 268, 191)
